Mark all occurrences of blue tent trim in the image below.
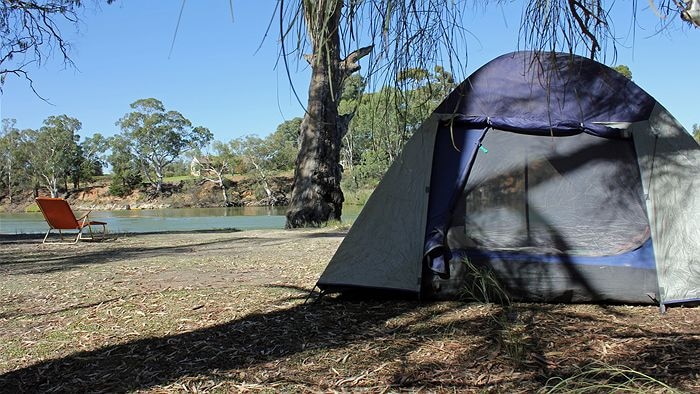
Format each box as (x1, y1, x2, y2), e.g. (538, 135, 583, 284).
(453, 237, 656, 270)
(447, 115, 631, 139)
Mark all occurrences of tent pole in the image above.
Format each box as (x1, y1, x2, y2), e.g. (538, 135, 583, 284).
(524, 155, 532, 245)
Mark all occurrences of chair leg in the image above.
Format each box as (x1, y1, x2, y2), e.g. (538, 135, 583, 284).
(42, 229, 52, 244)
(84, 223, 108, 240)
(42, 228, 82, 244)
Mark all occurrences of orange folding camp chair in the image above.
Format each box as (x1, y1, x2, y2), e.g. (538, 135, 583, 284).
(35, 197, 108, 244)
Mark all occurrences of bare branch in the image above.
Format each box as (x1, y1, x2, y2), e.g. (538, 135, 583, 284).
(340, 44, 373, 77)
(0, 1, 101, 91)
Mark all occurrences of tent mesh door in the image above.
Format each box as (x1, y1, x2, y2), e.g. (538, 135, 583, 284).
(448, 130, 650, 256)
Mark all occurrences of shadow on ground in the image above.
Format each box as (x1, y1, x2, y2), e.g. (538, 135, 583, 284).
(1, 298, 697, 392)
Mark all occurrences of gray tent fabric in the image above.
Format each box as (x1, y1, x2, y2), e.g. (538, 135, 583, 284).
(632, 104, 700, 305)
(317, 116, 443, 293)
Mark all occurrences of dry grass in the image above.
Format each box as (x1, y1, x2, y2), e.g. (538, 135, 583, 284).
(0, 229, 698, 393)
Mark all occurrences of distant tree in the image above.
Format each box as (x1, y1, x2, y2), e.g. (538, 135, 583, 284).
(116, 98, 212, 194)
(107, 135, 142, 197)
(191, 141, 235, 206)
(81, 133, 109, 179)
(267, 119, 300, 171)
(27, 115, 81, 197)
(67, 141, 86, 190)
(163, 158, 190, 178)
(613, 65, 633, 80)
(230, 135, 289, 206)
(338, 74, 367, 174)
(0, 119, 32, 203)
(693, 124, 700, 143)
(273, 117, 303, 154)
(344, 66, 456, 186)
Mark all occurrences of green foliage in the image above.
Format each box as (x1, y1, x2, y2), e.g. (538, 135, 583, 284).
(163, 159, 191, 178)
(1, 117, 106, 199)
(107, 135, 143, 197)
(612, 64, 633, 80)
(115, 98, 212, 193)
(274, 117, 303, 150)
(108, 177, 137, 198)
(0, 119, 32, 202)
(692, 124, 699, 143)
(30, 115, 83, 197)
(163, 175, 195, 183)
(81, 133, 109, 180)
(231, 130, 297, 175)
(342, 66, 456, 188)
(24, 202, 41, 213)
(340, 184, 374, 205)
(268, 119, 300, 171)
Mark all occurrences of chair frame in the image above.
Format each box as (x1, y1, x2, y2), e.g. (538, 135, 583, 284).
(35, 197, 108, 244)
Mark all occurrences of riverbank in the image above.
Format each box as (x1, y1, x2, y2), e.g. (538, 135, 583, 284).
(0, 229, 698, 392)
(0, 175, 293, 213)
(1, 174, 374, 214)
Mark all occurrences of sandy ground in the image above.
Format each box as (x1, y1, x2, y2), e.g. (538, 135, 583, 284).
(0, 228, 342, 292)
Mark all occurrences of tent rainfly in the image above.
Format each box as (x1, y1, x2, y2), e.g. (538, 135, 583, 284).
(317, 52, 700, 310)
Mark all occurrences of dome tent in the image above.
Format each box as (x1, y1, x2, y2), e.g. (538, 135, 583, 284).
(317, 52, 700, 309)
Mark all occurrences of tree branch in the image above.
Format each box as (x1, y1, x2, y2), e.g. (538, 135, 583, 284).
(340, 44, 374, 78)
(567, 0, 602, 58)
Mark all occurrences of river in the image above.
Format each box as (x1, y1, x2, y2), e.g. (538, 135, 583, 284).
(0, 205, 363, 235)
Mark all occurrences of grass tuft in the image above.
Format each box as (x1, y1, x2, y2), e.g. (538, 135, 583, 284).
(459, 257, 511, 306)
(544, 362, 680, 393)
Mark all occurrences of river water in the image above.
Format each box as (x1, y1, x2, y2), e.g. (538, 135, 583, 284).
(0, 205, 363, 235)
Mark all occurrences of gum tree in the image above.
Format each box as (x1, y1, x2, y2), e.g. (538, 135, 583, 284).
(0, 119, 30, 203)
(116, 98, 212, 194)
(29, 115, 82, 197)
(190, 141, 235, 207)
(279, 0, 698, 228)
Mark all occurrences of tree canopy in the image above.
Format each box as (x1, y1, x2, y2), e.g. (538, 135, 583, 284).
(613, 65, 633, 80)
(30, 115, 82, 197)
(116, 98, 212, 194)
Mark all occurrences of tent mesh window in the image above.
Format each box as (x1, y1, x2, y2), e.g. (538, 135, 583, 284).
(448, 129, 650, 256)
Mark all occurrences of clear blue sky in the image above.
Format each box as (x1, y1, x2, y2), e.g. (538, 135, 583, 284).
(1, 1, 698, 143)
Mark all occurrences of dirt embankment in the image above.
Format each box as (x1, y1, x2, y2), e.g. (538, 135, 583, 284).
(0, 176, 293, 213)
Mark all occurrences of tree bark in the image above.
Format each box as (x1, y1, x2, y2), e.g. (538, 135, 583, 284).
(285, 1, 371, 228)
(221, 183, 231, 207)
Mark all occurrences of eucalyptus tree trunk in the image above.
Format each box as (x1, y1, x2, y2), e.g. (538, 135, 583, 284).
(285, 0, 371, 228)
(250, 159, 275, 206)
(221, 184, 231, 207)
(43, 174, 59, 198)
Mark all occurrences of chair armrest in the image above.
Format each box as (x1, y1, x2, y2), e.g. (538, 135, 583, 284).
(77, 210, 93, 225)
